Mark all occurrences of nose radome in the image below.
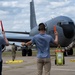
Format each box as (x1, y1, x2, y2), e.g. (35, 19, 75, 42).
(58, 22, 75, 39)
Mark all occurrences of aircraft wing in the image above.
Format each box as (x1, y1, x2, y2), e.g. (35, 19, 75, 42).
(0, 20, 32, 43)
(9, 41, 23, 47)
(5, 31, 30, 34)
(6, 35, 32, 42)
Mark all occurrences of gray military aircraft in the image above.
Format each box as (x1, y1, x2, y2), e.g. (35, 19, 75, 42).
(0, 0, 75, 56)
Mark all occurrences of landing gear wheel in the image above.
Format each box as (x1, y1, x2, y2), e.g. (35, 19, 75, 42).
(64, 50, 68, 56)
(28, 49, 32, 56)
(67, 48, 73, 55)
(22, 48, 27, 56)
(63, 58, 65, 64)
(55, 59, 56, 65)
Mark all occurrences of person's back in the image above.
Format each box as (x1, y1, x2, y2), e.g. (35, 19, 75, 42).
(33, 33, 54, 58)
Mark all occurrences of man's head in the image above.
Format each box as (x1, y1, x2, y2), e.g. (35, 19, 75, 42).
(38, 23, 46, 31)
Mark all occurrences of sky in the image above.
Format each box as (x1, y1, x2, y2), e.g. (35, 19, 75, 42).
(0, 0, 75, 32)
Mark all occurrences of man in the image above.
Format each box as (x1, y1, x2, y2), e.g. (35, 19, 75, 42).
(12, 43, 16, 61)
(22, 23, 58, 75)
(0, 31, 9, 75)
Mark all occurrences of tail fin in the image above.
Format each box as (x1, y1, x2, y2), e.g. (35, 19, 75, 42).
(30, 0, 37, 30)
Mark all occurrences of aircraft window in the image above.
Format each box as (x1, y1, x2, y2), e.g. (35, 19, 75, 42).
(69, 22, 74, 25)
(57, 22, 68, 25)
(61, 22, 68, 25)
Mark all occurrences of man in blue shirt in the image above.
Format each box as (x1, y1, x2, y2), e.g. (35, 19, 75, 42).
(0, 31, 9, 75)
(22, 23, 58, 75)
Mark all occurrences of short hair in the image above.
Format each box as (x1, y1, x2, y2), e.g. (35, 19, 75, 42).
(38, 23, 46, 31)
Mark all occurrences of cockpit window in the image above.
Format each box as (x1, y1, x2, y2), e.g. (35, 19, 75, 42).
(69, 22, 74, 25)
(57, 22, 68, 25)
(58, 22, 74, 26)
(61, 22, 68, 25)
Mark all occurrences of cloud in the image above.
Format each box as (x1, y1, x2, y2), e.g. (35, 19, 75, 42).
(0, 0, 75, 32)
(49, 1, 70, 8)
(0, 10, 9, 15)
(1, 1, 17, 7)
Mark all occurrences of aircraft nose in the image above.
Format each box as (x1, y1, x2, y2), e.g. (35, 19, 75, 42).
(58, 22, 75, 39)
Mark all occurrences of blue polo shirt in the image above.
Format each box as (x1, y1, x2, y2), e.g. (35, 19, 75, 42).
(0, 36, 6, 61)
(31, 33, 54, 58)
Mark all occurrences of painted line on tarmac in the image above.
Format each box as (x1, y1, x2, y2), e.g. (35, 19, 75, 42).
(70, 59, 75, 62)
(3, 65, 75, 72)
(3, 66, 10, 68)
(26, 65, 75, 72)
(52, 68, 75, 72)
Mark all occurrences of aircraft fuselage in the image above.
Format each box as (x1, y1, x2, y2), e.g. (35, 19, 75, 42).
(30, 16, 75, 47)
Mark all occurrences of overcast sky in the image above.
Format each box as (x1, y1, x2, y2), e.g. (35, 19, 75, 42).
(0, 0, 75, 32)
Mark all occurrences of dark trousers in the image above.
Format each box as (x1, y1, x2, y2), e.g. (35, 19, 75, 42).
(0, 60, 2, 75)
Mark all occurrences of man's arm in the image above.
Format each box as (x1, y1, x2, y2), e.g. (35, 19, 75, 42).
(2, 31, 9, 46)
(25, 41, 32, 46)
(54, 31, 58, 45)
(21, 41, 32, 46)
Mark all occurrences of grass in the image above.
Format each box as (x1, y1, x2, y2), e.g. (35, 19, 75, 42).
(2, 51, 22, 57)
(2, 48, 75, 57)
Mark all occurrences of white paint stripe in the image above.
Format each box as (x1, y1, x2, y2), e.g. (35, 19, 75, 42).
(3, 66, 10, 68)
(52, 68, 75, 72)
(3, 65, 75, 72)
(26, 66, 75, 72)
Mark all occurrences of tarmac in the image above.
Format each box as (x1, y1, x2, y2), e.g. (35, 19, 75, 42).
(2, 56, 75, 75)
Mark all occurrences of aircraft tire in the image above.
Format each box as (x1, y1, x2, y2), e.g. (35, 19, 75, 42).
(55, 59, 56, 65)
(27, 49, 32, 56)
(64, 51, 68, 56)
(22, 48, 26, 56)
(63, 58, 65, 64)
(67, 48, 73, 55)
(70, 48, 73, 55)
